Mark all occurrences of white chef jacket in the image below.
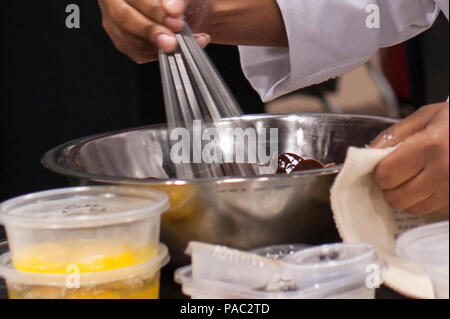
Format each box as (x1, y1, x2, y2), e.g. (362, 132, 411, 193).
(239, 0, 449, 102)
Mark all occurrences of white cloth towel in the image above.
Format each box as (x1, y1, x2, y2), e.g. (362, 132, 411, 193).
(330, 146, 448, 299)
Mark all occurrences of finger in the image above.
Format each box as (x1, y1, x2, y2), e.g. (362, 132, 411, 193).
(371, 104, 443, 148)
(374, 133, 427, 190)
(194, 33, 211, 48)
(101, 0, 177, 52)
(103, 20, 158, 63)
(404, 194, 449, 215)
(382, 168, 433, 211)
(161, 0, 187, 17)
(436, 207, 450, 215)
(125, 0, 167, 24)
(165, 16, 185, 31)
(119, 32, 159, 63)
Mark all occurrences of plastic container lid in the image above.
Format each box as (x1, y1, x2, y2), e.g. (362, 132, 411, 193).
(186, 241, 284, 291)
(0, 242, 170, 286)
(0, 186, 169, 229)
(396, 221, 449, 267)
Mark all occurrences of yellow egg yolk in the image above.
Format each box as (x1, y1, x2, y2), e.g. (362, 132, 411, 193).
(12, 240, 157, 273)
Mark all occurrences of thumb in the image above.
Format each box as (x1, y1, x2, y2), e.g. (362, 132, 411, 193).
(371, 104, 443, 148)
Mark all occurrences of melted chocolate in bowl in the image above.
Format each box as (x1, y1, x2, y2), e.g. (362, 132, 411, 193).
(276, 153, 336, 174)
(142, 153, 336, 179)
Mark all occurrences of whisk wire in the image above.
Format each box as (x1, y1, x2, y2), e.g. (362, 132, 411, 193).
(160, 24, 256, 179)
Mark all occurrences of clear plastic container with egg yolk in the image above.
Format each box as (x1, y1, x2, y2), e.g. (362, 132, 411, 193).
(0, 242, 169, 299)
(0, 186, 169, 273)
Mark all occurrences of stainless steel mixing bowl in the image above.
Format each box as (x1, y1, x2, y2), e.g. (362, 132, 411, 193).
(42, 113, 396, 265)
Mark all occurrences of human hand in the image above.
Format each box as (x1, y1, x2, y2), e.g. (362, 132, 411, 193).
(98, 0, 212, 63)
(372, 102, 449, 215)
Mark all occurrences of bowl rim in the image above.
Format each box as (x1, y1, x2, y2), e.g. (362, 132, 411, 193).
(41, 113, 397, 185)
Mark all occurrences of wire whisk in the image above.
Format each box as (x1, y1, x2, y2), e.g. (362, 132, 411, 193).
(159, 24, 257, 179)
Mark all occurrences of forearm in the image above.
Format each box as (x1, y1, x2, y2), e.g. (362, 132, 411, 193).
(206, 0, 288, 47)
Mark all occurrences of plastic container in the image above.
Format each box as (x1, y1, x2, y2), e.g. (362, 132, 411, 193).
(396, 221, 449, 299)
(175, 266, 375, 299)
(251, 244, 310, 260)
(0, 186, 169, 273)
(0, 242, 169, 299)
(177, 243, 378, 299)
(283, 243, 377, 289)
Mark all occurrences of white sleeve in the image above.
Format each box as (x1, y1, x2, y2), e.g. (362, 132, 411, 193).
(435, 0, 449, 19)
(239, 0, 442, 102)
